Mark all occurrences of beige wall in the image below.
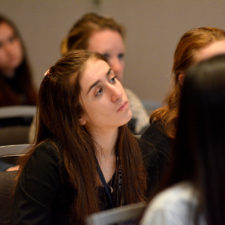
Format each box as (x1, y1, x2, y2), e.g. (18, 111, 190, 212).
(1, 0, 225, 105)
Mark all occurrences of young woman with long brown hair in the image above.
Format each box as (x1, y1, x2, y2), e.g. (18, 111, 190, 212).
(12, 50, 147, 225)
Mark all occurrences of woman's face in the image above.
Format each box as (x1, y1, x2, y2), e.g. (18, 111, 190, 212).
(0, 22, 23, 77)
(88, 29, 125, 82)
(179, 39, 225, 86)
(194, 39, 225, 62)
(79, 58, 131, 133)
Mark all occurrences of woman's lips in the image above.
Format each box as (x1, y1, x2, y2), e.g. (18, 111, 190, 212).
(117, 101, 128, 112)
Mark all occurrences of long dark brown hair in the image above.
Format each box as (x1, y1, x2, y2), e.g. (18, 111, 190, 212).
(150, 27, 225, 139)
(18, 50, 146, 224)
(0, 14, 37, 106)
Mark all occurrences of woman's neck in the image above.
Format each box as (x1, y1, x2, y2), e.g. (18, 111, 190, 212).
(91, 127, 118, 182)
(90, 127, 118, 157)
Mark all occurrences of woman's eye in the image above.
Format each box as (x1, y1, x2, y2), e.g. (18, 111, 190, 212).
(95, 87, 103, 96)
(109, 76, 117, 84)
(118, 53, 124, 60)
(8, 35, 17, 43)
(103, 53, 110, 61)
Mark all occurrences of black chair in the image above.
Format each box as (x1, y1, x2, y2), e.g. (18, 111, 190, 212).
(86, 202, 146, 225)
(0, 106, 36, 145)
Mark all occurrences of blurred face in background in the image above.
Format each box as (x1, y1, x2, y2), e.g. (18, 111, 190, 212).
(194, 40, 225, 62)
(0, 22, 23, 77)
(179, 39, 225, 85)
(88, 29, 125, 82)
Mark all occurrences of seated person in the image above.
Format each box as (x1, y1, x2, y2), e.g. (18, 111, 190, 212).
(140, 54, 225, 225)
(140, 27, 225, 192)
(0, 15, 37, 171)
(12, 50, 148, 225)
(0, 14, 37, 106)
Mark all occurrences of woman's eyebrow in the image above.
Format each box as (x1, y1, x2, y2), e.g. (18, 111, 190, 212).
(87, 68, 112, 94)
(106, 68, 112, 77)
(87, 80, 100, 94)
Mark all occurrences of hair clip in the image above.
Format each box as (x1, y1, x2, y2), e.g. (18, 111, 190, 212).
(44, 69, 50, 76)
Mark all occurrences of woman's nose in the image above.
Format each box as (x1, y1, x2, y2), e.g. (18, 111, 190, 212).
(5, 42, 15, 55)
(110, 85, 122, 102)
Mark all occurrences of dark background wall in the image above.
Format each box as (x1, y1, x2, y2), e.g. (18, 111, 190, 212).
(1, 0, 225, 106)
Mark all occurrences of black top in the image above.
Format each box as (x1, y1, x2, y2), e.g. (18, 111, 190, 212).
(0, 75, 28, 107)
(12, 142, 119, 225)
(139, 120, 172, 195)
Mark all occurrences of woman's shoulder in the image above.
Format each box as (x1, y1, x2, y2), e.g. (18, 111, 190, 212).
(124, 88, 140, 102)
(19, 141, 67, 192)
(34, 141, 60, 159)
(142, 120, 165, 138)
(35, 141, 59, 153)
(125, 88, 149, 134)
(141, 182, 200, 225)
(140, 119, 171, 155)
(124, 88, 148, 114)
(149, 182, 196, 208)
(25, 141, 62, 172)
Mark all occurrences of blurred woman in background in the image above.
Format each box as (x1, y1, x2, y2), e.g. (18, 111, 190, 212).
(0, 15, 37, 171)
(140, 53, 225, 225)
(0, 14, 37, 106)
(140, 27, 225, 193)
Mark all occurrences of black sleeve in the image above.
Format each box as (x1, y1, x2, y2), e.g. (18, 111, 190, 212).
(139, 121, 172, 197)
(12, 142, 62, 225)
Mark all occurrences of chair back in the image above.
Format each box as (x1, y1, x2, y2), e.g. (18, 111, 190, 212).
(0, 144, 30, 169)
(0, 171, 17, 225)
(0, 106, 36, 145)
(0, 144, 30, 158)
(86, 202, 146, 225)
(0, 144, 30, 223)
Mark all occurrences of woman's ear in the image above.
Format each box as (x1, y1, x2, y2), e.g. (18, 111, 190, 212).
(79, 117, 86, 126)
(178, 73, 185, 86)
